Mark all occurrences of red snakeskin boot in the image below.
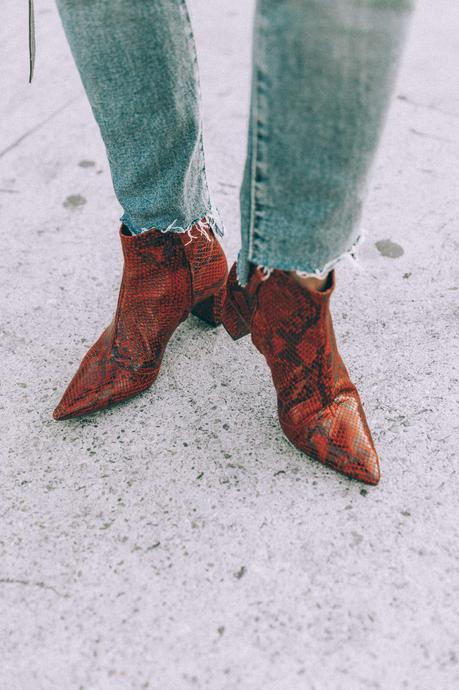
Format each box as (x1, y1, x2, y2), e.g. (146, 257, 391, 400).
(221, 263, 380, 485)
(53, 220, 228, 420)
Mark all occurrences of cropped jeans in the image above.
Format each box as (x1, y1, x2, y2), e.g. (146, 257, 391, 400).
(54, 0, 413, 284)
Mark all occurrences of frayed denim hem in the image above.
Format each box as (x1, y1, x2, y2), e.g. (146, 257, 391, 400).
(292, 232, 364, 280)
(236, 231, 365, 286)
(121, 207, 225, 239)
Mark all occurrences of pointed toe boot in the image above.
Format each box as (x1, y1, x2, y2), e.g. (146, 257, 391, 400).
(53, 220, 228, 420)
(221, 264, 380, 485)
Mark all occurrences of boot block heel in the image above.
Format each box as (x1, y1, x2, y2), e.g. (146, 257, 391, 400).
(191, 288, 224, 327)
(221, 293, 251, 340)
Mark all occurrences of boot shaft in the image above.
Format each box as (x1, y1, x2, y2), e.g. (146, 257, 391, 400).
(223, 265, 351, 418)
(120, 222, 227, 309)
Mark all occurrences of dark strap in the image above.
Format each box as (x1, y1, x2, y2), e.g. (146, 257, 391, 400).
(29, 0, 35, 83)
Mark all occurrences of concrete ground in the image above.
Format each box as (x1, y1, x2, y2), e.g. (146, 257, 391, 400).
(1, 1, 458, 688)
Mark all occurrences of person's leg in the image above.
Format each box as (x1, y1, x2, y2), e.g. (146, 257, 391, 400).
(55, 0, 222, 235)
(52, 0, 227, 419)
(223, 0, 414, 484)
(238, 0, 413, 283)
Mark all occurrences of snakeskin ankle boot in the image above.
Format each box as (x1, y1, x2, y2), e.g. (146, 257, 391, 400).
(221, 263, 380, 485)
(53, 220, 228, 420)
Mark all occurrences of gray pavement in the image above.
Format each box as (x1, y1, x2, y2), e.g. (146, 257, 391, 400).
(1, 1, 458, 688)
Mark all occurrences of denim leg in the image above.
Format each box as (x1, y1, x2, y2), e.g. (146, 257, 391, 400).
(238, 0, 414, 284)
(55, 0, 222, 236)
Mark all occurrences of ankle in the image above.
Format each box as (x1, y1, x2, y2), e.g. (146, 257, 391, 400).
(291, 271, 331, 293)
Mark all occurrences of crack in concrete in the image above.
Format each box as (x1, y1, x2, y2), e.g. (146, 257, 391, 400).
(0, 577, 70, 598)
(410, 128, 459, 145)
(398, 95, 459, 119)
(0, 96, 81, 160)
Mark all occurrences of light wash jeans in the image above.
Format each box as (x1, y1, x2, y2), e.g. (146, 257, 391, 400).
(54, 0, 413, 284)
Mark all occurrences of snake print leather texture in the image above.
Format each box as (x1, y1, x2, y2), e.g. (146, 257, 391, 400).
(53, 221, 228, 420)
(221, 263, 380, 485)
